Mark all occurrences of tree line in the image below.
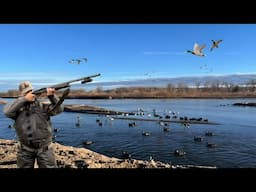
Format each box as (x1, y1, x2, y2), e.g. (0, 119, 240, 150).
(1, 79, 256, 98)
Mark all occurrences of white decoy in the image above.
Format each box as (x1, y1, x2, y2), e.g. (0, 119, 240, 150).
(187, 43, 206, 57)
(210, 40, 223, 51)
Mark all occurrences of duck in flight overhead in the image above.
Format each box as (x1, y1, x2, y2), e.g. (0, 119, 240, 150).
(187, 43, 206, 57)
(82, 58, 88, 62)
(75, 59, 82, 64)
(210, 40, 223, 51)
(68, 59, 75, 64)
(69, 57, 88, 65)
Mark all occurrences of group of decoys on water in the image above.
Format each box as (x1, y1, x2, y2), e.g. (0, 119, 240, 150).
(48, 108, 218, 160)
(75, 115, 81, 127)
(63, 108, 213, 138)
(67, 106, 212, 125)
(194, 131, 217, 148)
(174, 131, 217, 157)
(96, 118, 103, 127)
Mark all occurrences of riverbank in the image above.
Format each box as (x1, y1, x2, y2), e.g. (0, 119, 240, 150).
(0, 139, 216, 169)
(64, 104, 135, 115)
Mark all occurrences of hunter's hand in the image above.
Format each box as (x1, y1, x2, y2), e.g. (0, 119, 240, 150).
(24, 91, 36, 102)
(47, 88, 55, 96)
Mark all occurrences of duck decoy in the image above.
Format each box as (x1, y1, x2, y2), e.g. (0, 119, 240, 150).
(83, 140, 93, 145)
(163, 127, 170, 132)
(207, 142, 217, 148)
(194, 136, 203, 142)
(142, 132, 150, 136)
(174, 149, 186, 156)
(205, 131, 214, 136)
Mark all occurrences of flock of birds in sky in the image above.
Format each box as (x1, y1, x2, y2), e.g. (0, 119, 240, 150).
(187, 40, 223, 73)
(187, 40, 223, 57)
(69, 57, 88, 65)
(67, 40, 223, 77)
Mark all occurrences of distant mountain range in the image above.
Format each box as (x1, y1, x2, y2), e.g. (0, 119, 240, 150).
(82, 74, 256, 90)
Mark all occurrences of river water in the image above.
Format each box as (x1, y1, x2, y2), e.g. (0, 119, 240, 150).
(1, 98, 256, 168)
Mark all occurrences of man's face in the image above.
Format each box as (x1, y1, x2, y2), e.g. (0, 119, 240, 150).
(23, 90, 33, 96)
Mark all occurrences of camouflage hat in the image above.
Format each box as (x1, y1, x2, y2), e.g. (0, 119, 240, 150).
(19, 81, 34, 95)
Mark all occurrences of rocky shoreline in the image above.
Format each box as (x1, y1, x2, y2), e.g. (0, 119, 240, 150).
(0, 139, 216, 169)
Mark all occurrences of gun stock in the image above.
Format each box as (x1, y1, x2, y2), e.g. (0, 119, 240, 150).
(32, 73, 101, 96)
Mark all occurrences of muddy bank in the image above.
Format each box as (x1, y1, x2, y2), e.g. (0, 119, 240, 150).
(0, 139, 216, 169)
(64, 104, 135, 115)
(233, 102, 256, 107)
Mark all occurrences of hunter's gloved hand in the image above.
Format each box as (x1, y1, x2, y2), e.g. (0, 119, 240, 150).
(47, 88, 55, 96)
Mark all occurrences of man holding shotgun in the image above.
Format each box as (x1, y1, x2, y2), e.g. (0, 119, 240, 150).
(3, 81, 65, 168)
(3, 73, 100, 168)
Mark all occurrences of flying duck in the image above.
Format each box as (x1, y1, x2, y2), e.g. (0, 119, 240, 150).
(210, 40, 223, 51)
(187, 43, 206, 57)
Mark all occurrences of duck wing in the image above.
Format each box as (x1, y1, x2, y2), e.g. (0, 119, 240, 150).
(199, 44, 206, 51)
(216, 40, 223, 45)
(193, 43, 200, 52)
(76, 59, 81, 64)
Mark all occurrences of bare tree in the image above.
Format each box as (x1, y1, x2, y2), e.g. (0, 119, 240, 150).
(246, 79, 256, 92)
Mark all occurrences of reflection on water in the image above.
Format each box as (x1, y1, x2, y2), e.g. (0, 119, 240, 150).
(1, 98, 256, 168)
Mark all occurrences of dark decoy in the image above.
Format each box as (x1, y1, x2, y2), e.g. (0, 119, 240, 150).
(194, 136, 203, 142)
(205, 131, 214, 136)
(207, 142, 217, 148)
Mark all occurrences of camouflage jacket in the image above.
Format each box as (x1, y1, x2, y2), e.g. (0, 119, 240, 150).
(3, 95, 63, 148)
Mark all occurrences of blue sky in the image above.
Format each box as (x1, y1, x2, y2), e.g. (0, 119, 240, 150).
(1, 24, 256, 91)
